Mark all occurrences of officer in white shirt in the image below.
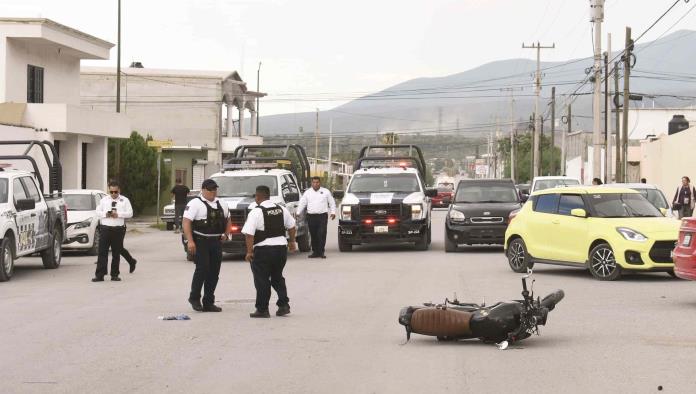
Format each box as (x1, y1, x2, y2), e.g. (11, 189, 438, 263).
(183, 179, 231, 312)
(297, 176, 336, 259)
(242, 185, 297, 318)
(92, 181, 133, 282)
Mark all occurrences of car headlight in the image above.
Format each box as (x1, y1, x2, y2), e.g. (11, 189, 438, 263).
(449, 209, 466, 222)
(74, 219, 92, 229)
(341, 205, 353, 220)
(616, 227, 648, 242)
(410, 204, 423, 220)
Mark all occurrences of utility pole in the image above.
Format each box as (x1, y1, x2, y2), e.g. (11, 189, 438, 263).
(605, 34, 612, 183)
(562, 104, 571, 176)
(622, 27, 633, 182)
(314, 108, 319, 174)
(256, 62, 261, 135)
(550, 86, 556, 176)
(590, 0, 605, 183)
(614, 61, 622, 182)
(523, 41, 555, 178)
(539, 116, 544, 175)
(328, 118, 333, 187)
(438, 107, 443, 133)
(529, 114, 535, 180)
(115, 0, 122, 182)
(501, 87, 522, 181)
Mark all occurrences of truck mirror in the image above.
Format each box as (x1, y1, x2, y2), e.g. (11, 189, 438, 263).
(333, 190, 345, 199)
(425, 188, 438, 198)
(16, 198, 36, 211)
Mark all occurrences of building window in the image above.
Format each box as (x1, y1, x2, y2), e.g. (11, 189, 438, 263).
(27, 65, 44, 103)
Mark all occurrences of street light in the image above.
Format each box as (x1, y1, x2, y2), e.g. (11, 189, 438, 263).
(256, 62, 261, 135)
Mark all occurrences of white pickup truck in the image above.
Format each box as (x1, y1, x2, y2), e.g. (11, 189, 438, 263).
(0, 140, 67, 282)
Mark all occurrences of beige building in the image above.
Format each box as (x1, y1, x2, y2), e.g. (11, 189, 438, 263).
(0, 18, 130, 191)
(640, 125, 696, 200)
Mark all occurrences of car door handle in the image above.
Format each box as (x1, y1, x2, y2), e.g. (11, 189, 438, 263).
(31, 213, 37, 217)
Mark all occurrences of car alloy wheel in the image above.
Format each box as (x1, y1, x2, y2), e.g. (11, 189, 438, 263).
(509, 241, 525, 270)
(590, 245, 620, 280)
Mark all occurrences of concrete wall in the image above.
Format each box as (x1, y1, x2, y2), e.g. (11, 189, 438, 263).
(85, 136, 107, 190)
(640, 126, 696, 201)
(626, 108, 696, 140)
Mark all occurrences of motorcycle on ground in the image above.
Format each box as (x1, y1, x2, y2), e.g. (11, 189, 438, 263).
(398, 271, 564, 349)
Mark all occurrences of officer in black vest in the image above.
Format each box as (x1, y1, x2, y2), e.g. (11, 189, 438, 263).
(242, 185, 297, 318)
(182, 179, 231, 312)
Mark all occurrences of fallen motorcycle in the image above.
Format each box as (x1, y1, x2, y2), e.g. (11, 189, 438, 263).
(398, 271, 564, 348)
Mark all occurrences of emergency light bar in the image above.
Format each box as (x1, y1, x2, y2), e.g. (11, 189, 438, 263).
(223, 162, 278, 170)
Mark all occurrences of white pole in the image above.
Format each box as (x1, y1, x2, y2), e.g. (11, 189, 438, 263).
(591, 0, 605, 181)
(606, 33, 613, 182)
(328, 118, 333, 188)
(156, 149, 161, 227)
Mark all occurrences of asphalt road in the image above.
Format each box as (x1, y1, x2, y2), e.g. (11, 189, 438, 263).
(1, 210, 695, 394)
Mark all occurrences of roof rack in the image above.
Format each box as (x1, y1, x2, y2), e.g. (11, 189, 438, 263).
(0, 140, 62, 195)
(356, 145, 427, 179)
(225, 144, 311, 190)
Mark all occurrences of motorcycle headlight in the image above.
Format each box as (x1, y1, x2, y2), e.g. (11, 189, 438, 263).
(616, 227, 648, 242)
(449, 209, 466, 222)
(74, 219, 92, 229)
(410, 204, 423, 220)
(341, 205, 353, 220)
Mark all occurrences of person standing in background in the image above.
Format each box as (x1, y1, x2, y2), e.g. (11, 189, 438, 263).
(92, 181, 133, 282)
(297, 177, 336, 259)
(673, 176, 696, 219)
(171, 179, 190, 234)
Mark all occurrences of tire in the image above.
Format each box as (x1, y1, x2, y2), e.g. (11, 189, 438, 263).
(667, 270, 681, 279)
(507, 238, 533, 273)
(541, 290, 565, 311)
(415, 231, 429, 251)
(166, 222, 174, 231)
(0, 237, 15, 282)
(338, 234, 352, 252)
(588, 243, 622, 281)
(87, 227, 100, 256)
(41, 226, 62, 269)
(297, 233, 311, 253)
(427, 226, 432, 245)
(445, 234, 458, 253)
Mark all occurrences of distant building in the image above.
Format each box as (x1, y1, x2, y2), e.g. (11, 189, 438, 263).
(0, 18, 130, 191)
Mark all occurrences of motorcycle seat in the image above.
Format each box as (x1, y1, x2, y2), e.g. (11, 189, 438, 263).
(409, 307, 473, 337)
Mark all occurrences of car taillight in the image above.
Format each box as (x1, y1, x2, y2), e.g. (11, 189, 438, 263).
(388, 218, 397, 224)
(228, 224, 240, 233)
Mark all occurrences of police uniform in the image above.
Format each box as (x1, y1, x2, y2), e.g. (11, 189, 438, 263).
(298, 186, 336, 258)
(184, 192, 229, 308)
(94, 194, 133, 280)
(241, 200, 296, 315)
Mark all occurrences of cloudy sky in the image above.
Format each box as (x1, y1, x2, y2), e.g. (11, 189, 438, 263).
(2, 0, 694, 115)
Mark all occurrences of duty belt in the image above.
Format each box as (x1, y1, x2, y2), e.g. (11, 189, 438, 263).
(193, 231, 223, 238)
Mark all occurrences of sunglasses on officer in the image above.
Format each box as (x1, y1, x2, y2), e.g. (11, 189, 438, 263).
(109, 189, 120, 195)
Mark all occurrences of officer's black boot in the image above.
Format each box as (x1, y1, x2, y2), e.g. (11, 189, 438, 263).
(250, 310, 271, 318)
(189, 298, 204, 312)
(276, 305, 291, 317)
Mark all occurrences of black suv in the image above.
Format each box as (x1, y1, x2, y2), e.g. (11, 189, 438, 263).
(445, 179, 522, 252)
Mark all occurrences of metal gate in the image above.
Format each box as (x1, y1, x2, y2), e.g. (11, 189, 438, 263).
(192, 164, 205, 190)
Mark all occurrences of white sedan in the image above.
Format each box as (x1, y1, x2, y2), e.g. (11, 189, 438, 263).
(63, 189, 106, 254)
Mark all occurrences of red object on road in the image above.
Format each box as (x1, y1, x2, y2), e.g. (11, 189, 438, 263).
(432, 190, 453, 208)
(673, 217, 696, 280)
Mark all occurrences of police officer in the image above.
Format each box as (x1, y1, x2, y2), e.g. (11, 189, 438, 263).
(297, 176, 336, 259)
(242, 185, 297, 318)
(92, 181, 133, 282)
(182, 179, 231, 312)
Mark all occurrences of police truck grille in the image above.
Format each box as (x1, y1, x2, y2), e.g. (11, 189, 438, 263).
(229, 209, 247, 226)
(649, 240, 677, 264)
(359, 203, 402, 218)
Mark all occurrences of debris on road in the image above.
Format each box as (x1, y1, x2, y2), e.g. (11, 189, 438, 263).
(158, 314, 191, 320)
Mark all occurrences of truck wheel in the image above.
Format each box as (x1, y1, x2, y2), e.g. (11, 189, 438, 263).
(445, 235, 457, 253)
(427, 226, 432, 245)
(338, 235, 352, 252)
(166, 222, 174, 231)
(0, 237, 15, 282)
(297, 233, 311, 253)
(41, 227, 62, 269)
(87, 227, 100, 256)
(589, 243, 622, 281)
(507, 238, 533, 273)
(415, 232, 429, 251)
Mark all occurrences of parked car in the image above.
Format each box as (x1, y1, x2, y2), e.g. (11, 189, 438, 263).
(0, 140, 66, 282)
(161, 189, 199, 230)
(531, 176, 580, 193)
(673, 217, 696, 280)
(516, 183, 531, 202)
(63, 189, 106, 255)
(445, 179, 522, 252)
(504, 186, 680, 281)
(432, 183, 454, 208)
(601, 183, 675, 219)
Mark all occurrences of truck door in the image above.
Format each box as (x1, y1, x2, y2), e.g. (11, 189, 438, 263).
(11, 178, 38, 255)
(21, 176, 49, 250)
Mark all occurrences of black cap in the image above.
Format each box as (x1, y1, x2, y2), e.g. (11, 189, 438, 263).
(201, 179, 218, 190)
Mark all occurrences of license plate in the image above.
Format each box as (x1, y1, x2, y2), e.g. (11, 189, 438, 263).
(374, 226, 389, 233)
(683, 233, 692, 247)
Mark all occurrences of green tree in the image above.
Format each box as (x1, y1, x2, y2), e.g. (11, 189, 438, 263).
(498, 132, 561, 183)
(108, 131, 171, 215)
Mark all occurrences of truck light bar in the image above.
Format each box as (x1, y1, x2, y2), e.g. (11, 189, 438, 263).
(223, 162, 278, 170)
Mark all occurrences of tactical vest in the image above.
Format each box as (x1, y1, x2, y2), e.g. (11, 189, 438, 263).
(192, 197, 226, 236)
(253, 204, 285, 245)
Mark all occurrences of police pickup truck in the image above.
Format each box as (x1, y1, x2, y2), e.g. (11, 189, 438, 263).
(181, 144, 311, 261)
(333, 145, 437, 251)
(0, 140, 67, 281)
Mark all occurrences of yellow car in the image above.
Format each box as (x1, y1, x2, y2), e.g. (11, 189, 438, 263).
(504, 186, 680, 281)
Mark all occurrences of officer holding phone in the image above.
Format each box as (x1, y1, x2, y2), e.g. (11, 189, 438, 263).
(92, 181, 133, 282)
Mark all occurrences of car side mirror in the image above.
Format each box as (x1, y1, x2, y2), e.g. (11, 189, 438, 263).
(520, 194, 529, 203)
(570, 208, 587, 218)
(16, 198, 36, 211)
(425, 188, 438, 198)
(333, 190, 345, 199)
(285, 192, 300, 202)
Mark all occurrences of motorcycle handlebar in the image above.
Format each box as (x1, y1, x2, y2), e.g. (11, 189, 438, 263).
(540, 290, 565, 311)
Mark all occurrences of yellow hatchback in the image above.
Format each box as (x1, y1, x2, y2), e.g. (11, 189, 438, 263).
(504, 186, 680, 281)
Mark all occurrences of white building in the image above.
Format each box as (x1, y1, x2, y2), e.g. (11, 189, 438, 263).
(0, 18, 130, 191)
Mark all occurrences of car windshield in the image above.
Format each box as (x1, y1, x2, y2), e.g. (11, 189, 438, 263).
(635, 188, 669, 210)
(455, 184, 518, 203)
(348, 173, 421, 193)
(213, 176, 278, 197)
(534, 179, 580, 191)
(589, 193, 662, 218)
(437, 186, 453, 193)
(64, 194, 94, 211)
(0, 179, 7, 204)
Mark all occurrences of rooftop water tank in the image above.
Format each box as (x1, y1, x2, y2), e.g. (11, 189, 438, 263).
(668, 115, 689, 135)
